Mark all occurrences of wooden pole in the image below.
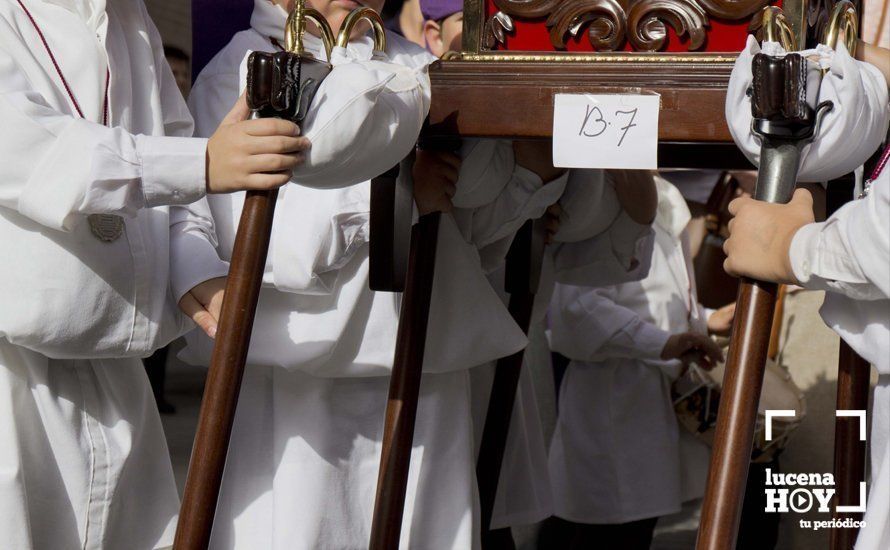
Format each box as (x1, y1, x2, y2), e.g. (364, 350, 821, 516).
(827, 172, 870, 550)
(696, 278, 779, 549)
(174, 189, 278, 550)
(697, 50, 821, 549)
(829, 342, 870, 550)
(369, 212, 441, 550)
(476, 220, 542, 549)
(767, 284, 786, 360)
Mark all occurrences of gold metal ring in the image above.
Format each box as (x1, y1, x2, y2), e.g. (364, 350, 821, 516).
(336, 7, 387, 52)
(761, 6, 796, 51)
(285, 0, 335, 58)
(823, 0, 858, 55)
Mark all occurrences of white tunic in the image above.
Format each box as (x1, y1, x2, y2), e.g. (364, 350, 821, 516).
(0, 1, 228, 548)
(789, 170, 889, 550)
(183, 3, 546, 548)
(467, 163, 657, 529)
(548, 178, 711, 524)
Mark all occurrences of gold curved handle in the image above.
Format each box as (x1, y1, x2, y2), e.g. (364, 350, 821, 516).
(336, 7, 387, 52)
(823, 0, 858, 55)
(760, 6, 796, 51)
(285, 0, 335, 58)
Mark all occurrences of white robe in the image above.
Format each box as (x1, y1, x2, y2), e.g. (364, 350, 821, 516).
(547, 178, 711, 524)
(183, 3, 550, 548)
(0, 1, 227, 548)
(466, 162, 657, 529)
(788, 170, 889, 550)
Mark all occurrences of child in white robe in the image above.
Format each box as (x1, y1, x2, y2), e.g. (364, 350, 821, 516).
(452, 138, 662, 541)
(546, 176, 729, 549)
(184, 1, 569, 547)
(418, 2, 663, 537)
(0, 1, 308, 548)
(723, 37, 889, 550)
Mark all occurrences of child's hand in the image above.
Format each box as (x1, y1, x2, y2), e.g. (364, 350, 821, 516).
(206, 95, 311, 193)
(513, 140, 566, 183)
(661, 332, 724, 369)
(707, 302, 736, 336)
(179, 276, 226, 338)
(412, 149, 460, 215)
(723, 188, 815, 284)
(609, 170, 657, 225)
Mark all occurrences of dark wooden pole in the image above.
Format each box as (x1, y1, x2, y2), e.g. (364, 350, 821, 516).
(830, 342, 870, 550)
(174, 189, 278, 550)
(369, 211, 441, 550)
(696, 278, 778, 549)
(697, 51, 821, 550)
(476, 220, 541, 549)
(827, 173, 870, 550)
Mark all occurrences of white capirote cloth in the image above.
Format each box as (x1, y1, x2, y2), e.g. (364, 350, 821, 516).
(0, 0, 228, 548)
(726, 36, 889, 183)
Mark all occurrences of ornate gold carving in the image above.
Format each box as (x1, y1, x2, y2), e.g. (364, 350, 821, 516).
(487, 0, 773, 51)
(447, 51, 739, 62)
(627, 0, 708, 50)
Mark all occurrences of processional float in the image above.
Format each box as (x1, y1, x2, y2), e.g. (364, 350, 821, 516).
(182, 1, 874, 549)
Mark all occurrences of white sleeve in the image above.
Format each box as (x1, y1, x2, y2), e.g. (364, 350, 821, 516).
(551, 211, 654, 287)
(452, 139, 514, 208)
(0, 25, 207, 232)
(726, 36, 889, 183)
(553, 170, 622, 243)
(462, 165, 568, 250)
(289, 46, 430, 188)
(789, 176, 889, 301)
(135, 11, 229, 303)
(549, 284, 671, 363)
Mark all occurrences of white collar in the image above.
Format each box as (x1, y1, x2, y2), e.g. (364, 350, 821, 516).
(41, 0, 107, 30)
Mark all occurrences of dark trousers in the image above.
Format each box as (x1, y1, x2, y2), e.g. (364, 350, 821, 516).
(538, 516, 658, 550)
(143, 345, 174, 413)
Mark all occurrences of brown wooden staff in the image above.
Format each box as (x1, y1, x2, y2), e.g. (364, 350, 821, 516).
(476, 219, 544, 550)
(369, 129, 460, 548)
(174, 187, 277, 550)
(830, 342, 870, 550)
(825, 169, 871, 550)
(369, 210, 441, 549)
(176, 4, 387, 547)
(696, 8, 833, 548)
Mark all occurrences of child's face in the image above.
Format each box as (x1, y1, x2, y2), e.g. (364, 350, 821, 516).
(274, 0, 386, 38)
(423, 11, 462, 58)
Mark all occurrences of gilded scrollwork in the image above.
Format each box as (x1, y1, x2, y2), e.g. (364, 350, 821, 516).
(627, 0, 709, 50)
(487, 0, 774, 51)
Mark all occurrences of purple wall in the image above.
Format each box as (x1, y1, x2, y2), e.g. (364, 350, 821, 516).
(192, 0, 253, 79)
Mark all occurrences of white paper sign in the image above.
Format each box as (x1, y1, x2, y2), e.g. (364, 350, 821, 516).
(552, 93, 660, 170)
